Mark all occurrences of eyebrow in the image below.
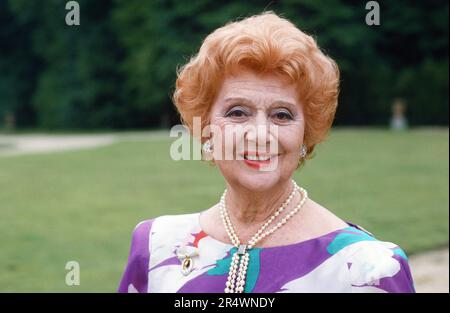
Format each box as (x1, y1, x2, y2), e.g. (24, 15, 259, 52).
(224, 97, 296, 109)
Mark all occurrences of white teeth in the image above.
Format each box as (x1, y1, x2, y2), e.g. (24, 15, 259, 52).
(245, 155, 270, 161)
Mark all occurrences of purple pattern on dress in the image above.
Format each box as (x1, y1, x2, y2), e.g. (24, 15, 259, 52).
(177, 271, 229, 293)
(118, 215, 416, 293)
(255, 234, 338, 292)
(354, 254, 415, 293)
(149, 256, 180, 271)
(176, 249, 234, 293)
(175, 230, 342, 293)
(118, 219, 153, 293)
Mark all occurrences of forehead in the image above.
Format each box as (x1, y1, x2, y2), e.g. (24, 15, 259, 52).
(217, 71, 298, 103)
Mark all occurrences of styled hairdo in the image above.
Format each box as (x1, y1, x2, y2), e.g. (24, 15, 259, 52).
(172, 11, 340, 166)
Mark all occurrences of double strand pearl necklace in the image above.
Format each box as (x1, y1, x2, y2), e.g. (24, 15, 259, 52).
(219, 180, 308, 293)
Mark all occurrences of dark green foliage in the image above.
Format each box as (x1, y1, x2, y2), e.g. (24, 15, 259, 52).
(0, 0, 448, 129)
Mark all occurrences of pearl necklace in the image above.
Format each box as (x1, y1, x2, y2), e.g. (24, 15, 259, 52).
(219, 180, 308, 293)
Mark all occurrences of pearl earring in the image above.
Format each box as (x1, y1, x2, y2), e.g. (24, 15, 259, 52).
(202, 139, 213, 154)
(300, 144, 307, 158)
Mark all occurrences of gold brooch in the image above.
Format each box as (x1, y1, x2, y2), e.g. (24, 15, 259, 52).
(176, 246, 199, 276)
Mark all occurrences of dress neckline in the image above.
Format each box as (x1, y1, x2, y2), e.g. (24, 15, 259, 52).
(195, 212, 355, 251)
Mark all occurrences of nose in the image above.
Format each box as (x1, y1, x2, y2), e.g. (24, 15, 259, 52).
(244, 111, 274, 147)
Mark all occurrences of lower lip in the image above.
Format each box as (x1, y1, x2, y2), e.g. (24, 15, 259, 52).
(243, 158, 272, 169)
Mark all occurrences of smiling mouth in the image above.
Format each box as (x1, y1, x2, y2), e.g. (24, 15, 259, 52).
(241, 152, 279, 169)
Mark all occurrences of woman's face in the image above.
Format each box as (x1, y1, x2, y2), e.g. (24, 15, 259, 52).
(207, 71, 305, 191)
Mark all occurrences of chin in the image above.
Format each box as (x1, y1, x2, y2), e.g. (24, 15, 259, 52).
(219, 160, 287, 192)
(238, 175, 281, 192)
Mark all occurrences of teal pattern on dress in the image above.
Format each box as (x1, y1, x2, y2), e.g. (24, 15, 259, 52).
(326, 227, 376, 255)
(393, 247, 408, 260)
(207, 246, 262, 293)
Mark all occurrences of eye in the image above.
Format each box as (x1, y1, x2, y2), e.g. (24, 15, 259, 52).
(225, 106, 249, 118)
(272, 109, 293, 121)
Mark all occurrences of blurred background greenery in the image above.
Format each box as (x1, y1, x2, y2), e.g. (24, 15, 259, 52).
(0, 128, 448, 291)
(0, 0, 448, 130)
(0, 0, 448, 292)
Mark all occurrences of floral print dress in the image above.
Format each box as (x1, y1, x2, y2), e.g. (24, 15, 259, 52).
(118, 212, 415, 293)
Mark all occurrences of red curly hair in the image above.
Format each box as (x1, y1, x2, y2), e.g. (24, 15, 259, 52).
(172, 11, 340, 166)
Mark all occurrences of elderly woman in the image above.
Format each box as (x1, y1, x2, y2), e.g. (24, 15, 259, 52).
(118, 12, 415, 293)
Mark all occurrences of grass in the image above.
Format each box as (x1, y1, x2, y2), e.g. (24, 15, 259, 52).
(0, 127, 448, 292)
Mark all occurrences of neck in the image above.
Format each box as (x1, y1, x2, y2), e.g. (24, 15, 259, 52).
(224, 179, 295, 226)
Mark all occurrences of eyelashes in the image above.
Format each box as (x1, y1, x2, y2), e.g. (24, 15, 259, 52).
(224, 105, 294, 121)
(272, 109, 293, 121)
(225, 107, 249, 118)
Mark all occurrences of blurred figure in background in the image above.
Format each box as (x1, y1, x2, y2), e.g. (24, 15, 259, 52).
(390, 98, 409, 130)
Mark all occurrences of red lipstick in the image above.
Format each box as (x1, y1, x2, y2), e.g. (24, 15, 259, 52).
(242, 151, 273, 170)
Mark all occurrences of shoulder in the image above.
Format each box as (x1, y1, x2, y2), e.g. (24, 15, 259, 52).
(132, 212, 200, 237)
(133, 219, 154, 237)
(118, 219, 154, 293)
(119, 213, 200, 293)
(328, 224, 415, 293)
(124, 212, 200, 265)
(139, 212, 201, 251)
(148, 212, 200, 237)
(127, 219, 154, 259)
(129, 212, 200, 244)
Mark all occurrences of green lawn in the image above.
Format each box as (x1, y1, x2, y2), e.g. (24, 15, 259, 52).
(0, 127, 448, 292)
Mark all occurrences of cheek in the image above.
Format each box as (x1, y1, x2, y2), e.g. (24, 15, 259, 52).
(278, 125, 304, 154)
(209, 121, 240, 160)
(276, 126, 304, 172)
